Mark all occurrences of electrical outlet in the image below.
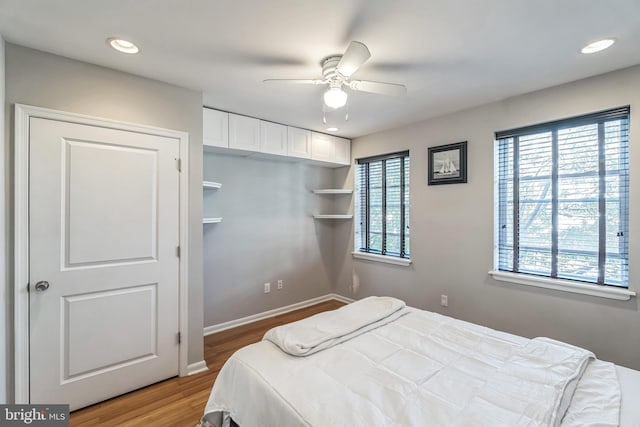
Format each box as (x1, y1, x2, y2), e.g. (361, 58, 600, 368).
(440, 295, 448, 307)
(264, 282, 271, 293)
(277, 280, 283, 290)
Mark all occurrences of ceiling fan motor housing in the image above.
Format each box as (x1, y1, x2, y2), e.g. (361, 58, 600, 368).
(322, 56, 345, 82)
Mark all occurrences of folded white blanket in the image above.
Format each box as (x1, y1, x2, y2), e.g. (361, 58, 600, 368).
(263, 296, 407, 356)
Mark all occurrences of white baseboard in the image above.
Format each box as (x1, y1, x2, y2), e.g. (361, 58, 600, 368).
(331, 293, 355, 304)
(203, 293, 354, 336)
(186, 360, 209, 376)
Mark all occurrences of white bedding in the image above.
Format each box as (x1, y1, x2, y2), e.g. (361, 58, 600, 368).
(263, 296, 407, 356)
(201, 298, 627, 427)
(616, 365, 640, 426)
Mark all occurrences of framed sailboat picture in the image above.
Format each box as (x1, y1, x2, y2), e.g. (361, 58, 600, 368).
(428, 141, 467, 185)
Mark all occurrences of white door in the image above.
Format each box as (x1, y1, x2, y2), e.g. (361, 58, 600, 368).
(29, 117, 180, 411)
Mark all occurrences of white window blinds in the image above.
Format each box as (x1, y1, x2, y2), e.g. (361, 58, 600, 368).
(496, 106, 630, 287)
(355, 151, 410, 258)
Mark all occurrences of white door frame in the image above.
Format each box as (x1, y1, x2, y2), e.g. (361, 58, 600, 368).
(14, 104, 191, 403)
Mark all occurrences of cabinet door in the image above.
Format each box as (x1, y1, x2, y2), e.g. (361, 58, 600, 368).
(260, 121, 288, 156)
(287, 127, 312, 159)
(203, 108, 229, 148)
(334, 137, 351, 165)
(311, 132, 336, 163)
(229, 114, 260, 152)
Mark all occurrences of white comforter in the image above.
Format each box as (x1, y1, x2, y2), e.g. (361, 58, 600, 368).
(202, 297, 620, 427)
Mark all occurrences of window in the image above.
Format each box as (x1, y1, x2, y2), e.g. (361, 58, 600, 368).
(496, 106, 630, 288)
(355, 151, 410, 260)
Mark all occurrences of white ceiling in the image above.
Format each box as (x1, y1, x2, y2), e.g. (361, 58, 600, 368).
(1, 0, 639, 138)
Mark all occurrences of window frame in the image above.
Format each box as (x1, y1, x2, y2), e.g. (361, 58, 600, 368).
(354, 150, 411, 264)
(492, 106, 635, 300)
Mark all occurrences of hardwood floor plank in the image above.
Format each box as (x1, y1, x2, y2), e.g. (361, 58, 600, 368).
(70, 299, 345, 426)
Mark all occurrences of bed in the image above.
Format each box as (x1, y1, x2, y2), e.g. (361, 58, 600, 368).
(200, 296, 640, 427)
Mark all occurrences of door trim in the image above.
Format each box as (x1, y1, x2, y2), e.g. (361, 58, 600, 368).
(14, 104, 191, 403)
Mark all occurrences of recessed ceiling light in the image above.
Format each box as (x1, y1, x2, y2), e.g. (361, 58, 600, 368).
(108, 38, 139, 54)
(580, 38, 615, 54)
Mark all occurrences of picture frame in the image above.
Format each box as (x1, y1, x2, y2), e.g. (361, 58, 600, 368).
(428, 141, 468, 185)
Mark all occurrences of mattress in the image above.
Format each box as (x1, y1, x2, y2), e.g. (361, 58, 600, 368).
(201, 297, 637, 427)
(617, 365, 640, 426)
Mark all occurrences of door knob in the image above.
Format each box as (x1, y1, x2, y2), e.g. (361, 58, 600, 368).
(34, 281, 50, 292)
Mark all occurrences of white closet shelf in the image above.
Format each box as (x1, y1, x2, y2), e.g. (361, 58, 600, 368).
(203, 217, 223, 224)
(203, 182, 222, 226)
(313, 214, 353, 219)
(203, 181, 222, 189)
(313, 189, 353, 194)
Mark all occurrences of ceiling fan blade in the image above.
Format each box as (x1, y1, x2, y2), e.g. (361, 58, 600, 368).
(336, 41, 371, 77)
(263, 79, 325, 85)
(348, 80, 407, 96)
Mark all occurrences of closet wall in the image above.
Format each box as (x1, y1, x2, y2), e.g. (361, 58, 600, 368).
(202, 152, 345, 326)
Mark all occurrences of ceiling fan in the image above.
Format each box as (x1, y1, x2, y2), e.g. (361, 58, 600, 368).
(263, 41, 407, 111)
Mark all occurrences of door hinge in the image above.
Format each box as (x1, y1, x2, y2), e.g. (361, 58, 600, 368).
(176, 158, 182, 172)
(177, 332, 181, 344)
(176, 246, 181, 257)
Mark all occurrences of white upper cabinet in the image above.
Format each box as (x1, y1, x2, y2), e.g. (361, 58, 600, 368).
(311, 132, 350, 165)
(311, 132, 336, 163)
(203, 108, 229, 148)
(229, 113, 260, 152)
(287, 127, 312, 159)
(203, 108, 349, 167)
(334, 136, 351, 165)
(260, 121, 288, 156)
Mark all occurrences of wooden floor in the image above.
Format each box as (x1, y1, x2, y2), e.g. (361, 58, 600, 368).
(70, 299, 345, 426)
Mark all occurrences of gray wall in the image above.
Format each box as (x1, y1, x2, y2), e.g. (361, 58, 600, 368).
(1, 36, 7, 403)
(202, 153, 341, 325)
(334, 65, 640, 370)
(3, 44, 205, 402)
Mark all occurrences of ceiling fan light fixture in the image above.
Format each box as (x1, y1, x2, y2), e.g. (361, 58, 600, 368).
(108, 38, 140, 54)
(580, 38, 615, 54)
(323, 87, 348, 109)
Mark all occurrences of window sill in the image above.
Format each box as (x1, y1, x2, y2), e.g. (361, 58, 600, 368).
(352, 252, 412, 266)
(488, 270, 636, 301)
